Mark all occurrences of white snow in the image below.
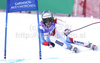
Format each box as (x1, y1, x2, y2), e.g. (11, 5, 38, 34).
(0, 12, 100, 63)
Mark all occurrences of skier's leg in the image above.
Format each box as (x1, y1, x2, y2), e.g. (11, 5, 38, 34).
(66, 36, 87, 46)
(50, 30, 78, 53)
(66, 36, 97, 50)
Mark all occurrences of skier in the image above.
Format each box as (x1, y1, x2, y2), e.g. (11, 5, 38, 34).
(39, 10, 97, 53)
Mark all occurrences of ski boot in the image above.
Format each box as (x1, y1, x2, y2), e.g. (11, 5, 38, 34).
(86, 43, 97, 50)
(69, 45, 78, 53)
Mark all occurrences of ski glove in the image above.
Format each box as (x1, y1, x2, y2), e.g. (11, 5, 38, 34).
(49, 42, 55, 48)
(42, 42, 55, 48)
(64, 29, 71, 36)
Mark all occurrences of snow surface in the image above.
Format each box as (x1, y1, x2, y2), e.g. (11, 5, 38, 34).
(0, 12, 100, 63)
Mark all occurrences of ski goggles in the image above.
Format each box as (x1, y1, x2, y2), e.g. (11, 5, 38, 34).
(43, 17, 53, 23)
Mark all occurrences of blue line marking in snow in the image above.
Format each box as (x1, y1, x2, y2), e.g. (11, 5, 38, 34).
(9, 59, 25, 63)
(15, 59, 25, 62)
(0, 60, 4, 61)
(43, 57, 59, 60)
(0, 59, 25, 63)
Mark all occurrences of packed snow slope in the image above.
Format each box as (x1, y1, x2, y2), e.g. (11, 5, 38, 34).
(0, 12, 100, 63)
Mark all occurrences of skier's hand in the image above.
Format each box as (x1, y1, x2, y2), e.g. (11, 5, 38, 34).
(64, 29, 71, 36)
(48, 42, 55, 48)
(42, 42, 55, 48)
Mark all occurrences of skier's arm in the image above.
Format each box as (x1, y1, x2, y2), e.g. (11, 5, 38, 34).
(54, 17, 66, 26)
(40, 29, 55, 48)
(54, 17, 71, 36)
(40, 29, 46, 44)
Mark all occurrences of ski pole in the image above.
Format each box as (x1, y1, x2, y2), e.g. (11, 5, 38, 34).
(71, 21, 100, 33)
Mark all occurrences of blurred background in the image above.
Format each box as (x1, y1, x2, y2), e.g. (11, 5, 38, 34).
(0, 0, 100, 19)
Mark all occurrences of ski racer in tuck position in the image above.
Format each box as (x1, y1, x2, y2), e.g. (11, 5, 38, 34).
(39, 10, 97, 53)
